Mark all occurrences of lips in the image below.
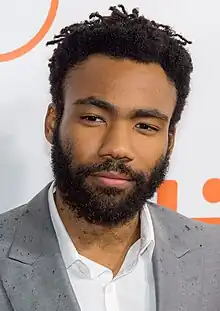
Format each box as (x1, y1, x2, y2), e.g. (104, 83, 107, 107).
(92, 171, 131, 180)
(90, 171, 132, 188)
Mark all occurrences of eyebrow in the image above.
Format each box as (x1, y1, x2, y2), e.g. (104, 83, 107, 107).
(132, 108, 168, 121)
(73, 96, 116, 113)
(72, 96, 169, 122)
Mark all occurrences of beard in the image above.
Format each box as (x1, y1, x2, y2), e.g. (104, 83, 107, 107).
(51, 125, 170, 227)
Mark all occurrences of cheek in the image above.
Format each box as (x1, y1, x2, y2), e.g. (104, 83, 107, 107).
(134, 135, 169, 170)
(62, 123, 105, 164)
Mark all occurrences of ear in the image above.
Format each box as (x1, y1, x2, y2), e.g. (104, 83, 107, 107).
(44, 104, 57, 144)
(168, 127, 176, 155)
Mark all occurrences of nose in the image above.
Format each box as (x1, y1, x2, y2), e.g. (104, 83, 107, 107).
(98, 122, 134, 162)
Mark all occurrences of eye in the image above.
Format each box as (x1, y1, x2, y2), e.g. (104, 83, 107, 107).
(135, 123, 159, 133)
(80, 115, 105, 124)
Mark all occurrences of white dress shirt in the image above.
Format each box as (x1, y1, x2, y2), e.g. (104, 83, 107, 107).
(48, 182, 156, 311)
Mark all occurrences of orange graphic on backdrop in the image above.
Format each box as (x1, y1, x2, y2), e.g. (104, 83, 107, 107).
(157, 179, 220, 224)
(0, 0, 59, 62)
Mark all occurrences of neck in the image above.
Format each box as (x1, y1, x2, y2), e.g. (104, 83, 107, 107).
(55, 190, 140, 276)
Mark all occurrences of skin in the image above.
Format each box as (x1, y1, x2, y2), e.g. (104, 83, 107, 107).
(45, 54, 177, 275)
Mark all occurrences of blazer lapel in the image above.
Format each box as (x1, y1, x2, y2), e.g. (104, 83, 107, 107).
(148, 203, 204, 311)
(0, 184, 81, 311)
(0, 187, 211, 311)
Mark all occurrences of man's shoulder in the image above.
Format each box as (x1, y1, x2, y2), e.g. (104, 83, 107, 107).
(148, 201, 213, 227)
(147, 201, 220, 245)
(0, 203, 28, 223)
(0, 183, 51, 232)
(0, 204, 29, 258)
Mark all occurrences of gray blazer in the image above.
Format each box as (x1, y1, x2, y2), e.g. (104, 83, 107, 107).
(0, 183, 220, 311)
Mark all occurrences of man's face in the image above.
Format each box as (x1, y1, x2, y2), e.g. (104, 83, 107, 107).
(45, 55, 176, 226)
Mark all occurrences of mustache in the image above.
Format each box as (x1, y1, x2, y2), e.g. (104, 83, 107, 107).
(75, 158, 141, 181)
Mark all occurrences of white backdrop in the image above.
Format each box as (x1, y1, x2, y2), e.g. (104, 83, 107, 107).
(1, 0, 220, 223)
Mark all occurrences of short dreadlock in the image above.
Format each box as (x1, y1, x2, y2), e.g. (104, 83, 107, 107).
(47, 4, 193, 130)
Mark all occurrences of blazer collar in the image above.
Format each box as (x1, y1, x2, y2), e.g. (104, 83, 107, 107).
(1, 183, 81, 311)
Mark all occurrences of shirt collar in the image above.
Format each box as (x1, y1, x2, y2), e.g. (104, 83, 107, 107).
(140, 203, 155, 254)
(48, 181, 155, 270)
(48, 182, 79, 269)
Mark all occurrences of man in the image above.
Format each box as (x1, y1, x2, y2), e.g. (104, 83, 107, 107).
(0, 4, 220, 311)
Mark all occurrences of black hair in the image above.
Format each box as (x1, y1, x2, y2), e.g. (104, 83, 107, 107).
(47, 4, 193, 130)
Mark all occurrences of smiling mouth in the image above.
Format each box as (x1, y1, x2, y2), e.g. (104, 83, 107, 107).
(89, 172, 133, 188)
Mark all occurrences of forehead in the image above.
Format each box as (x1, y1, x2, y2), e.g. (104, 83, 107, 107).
(64, 54, 177, 116)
